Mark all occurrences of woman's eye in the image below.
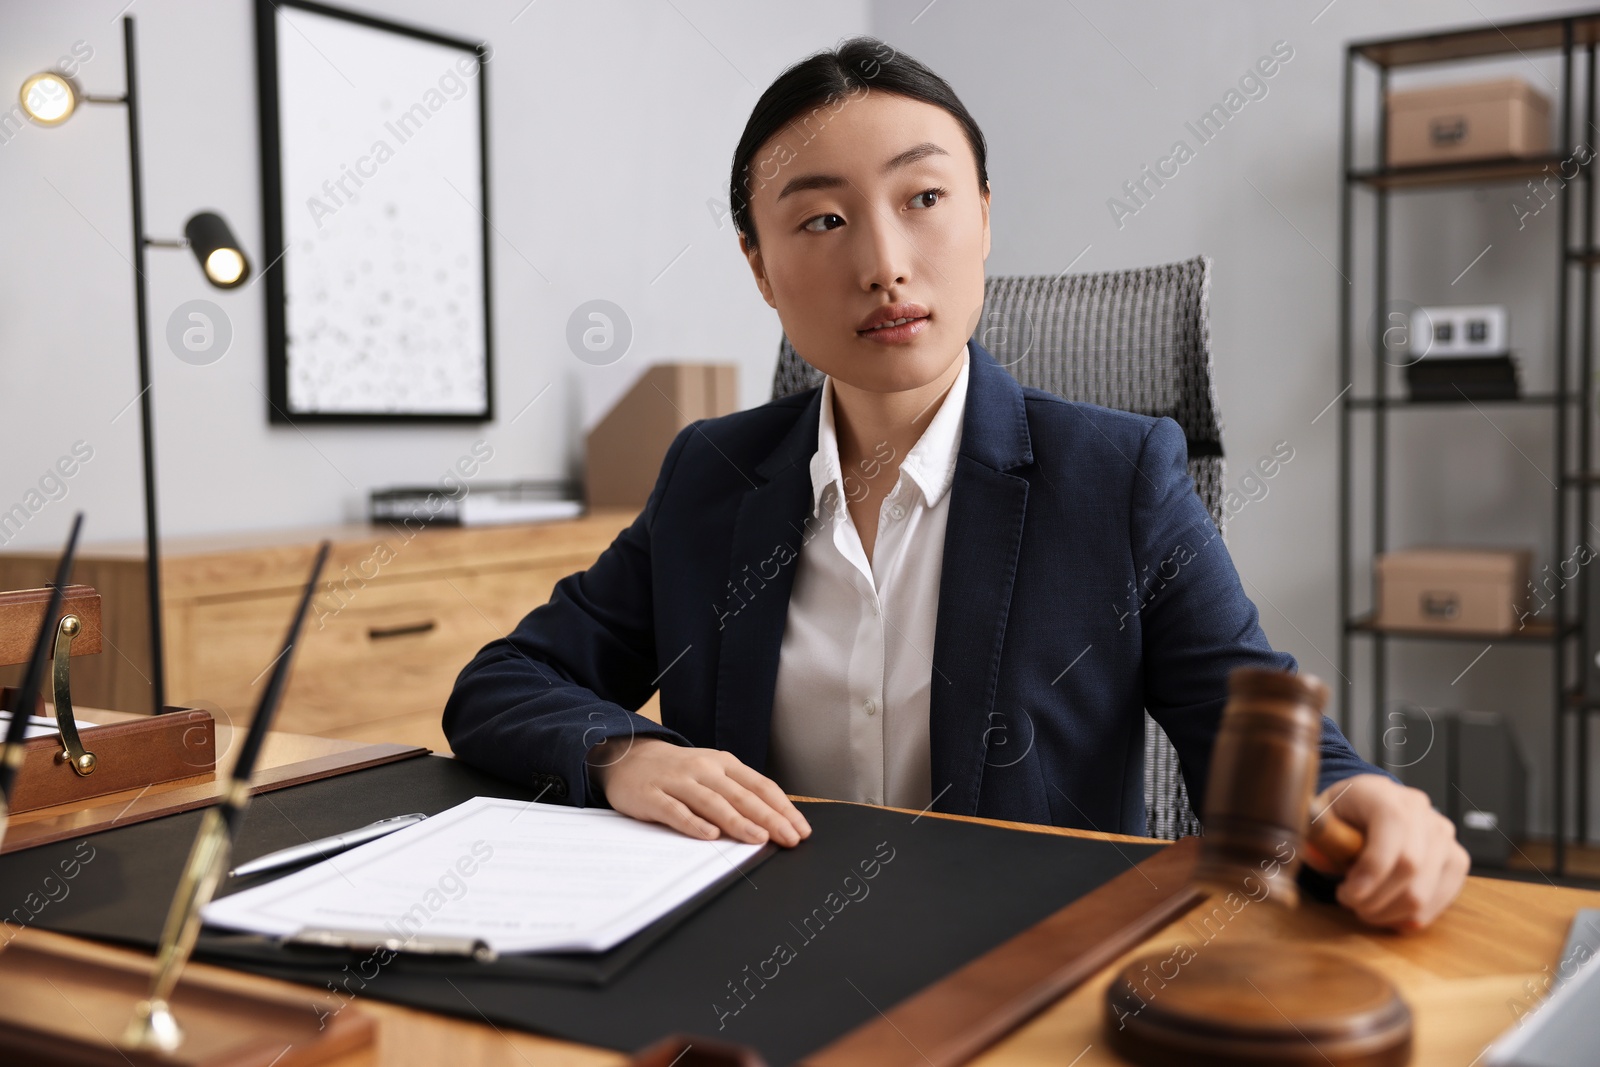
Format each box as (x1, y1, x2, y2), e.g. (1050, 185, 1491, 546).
(802, 213, 845, 233)
(910, 186, 949, 209)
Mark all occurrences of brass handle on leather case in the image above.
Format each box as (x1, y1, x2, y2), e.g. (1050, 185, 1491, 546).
(51, 614, 95, 776)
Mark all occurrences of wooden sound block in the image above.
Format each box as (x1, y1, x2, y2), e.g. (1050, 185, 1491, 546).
(1103, 942, 1412, 1066)
(0, 933, 372, 1066)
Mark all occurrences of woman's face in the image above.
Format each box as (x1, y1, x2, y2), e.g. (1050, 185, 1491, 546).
(739, 91, 990, 396)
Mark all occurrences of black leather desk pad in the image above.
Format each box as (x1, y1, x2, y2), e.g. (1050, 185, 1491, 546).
(1, 755, 1164, 1065)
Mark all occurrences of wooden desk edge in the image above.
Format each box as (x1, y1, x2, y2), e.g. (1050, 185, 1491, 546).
(786, 795, 1155, 846)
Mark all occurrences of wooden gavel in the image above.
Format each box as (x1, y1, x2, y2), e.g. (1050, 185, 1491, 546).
(1105, 666, 1413, 1067)
(1191, 666, 1367, 907)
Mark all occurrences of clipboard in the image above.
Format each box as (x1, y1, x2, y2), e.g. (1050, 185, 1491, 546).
(198, 836, 778, 986)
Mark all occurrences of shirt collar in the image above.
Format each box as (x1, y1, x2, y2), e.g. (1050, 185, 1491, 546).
(809, 343, 971, 519)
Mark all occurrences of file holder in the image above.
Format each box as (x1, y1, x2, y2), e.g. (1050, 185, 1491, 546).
(0, 585, 217, 817)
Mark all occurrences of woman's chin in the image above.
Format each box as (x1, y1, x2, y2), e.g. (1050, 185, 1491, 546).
(822, 345, 958, 395)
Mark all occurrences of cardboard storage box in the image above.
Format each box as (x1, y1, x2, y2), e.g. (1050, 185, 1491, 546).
(1374, 547, 1531, 634)
(1386, 77, 1551, 167)
(585, 362, 738, 510)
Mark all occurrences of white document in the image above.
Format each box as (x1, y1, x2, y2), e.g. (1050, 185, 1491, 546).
(201, 796, 766, 954)
(0, 711, 85, 739)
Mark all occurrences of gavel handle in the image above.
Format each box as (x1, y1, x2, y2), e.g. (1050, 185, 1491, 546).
(1306, 796, 1366, 873)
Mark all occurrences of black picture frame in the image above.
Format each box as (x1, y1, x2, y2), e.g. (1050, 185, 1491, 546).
(254, 0, 494, 423)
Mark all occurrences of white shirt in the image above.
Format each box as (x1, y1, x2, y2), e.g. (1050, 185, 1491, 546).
(766, 344, 971, 809)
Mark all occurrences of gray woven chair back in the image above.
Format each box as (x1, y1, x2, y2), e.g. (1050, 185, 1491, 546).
(769, 255, 1221, 840)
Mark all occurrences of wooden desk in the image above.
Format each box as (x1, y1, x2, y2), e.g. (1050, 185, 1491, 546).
(0, 511, 647, 754)
(16, 737, 1599, 1066)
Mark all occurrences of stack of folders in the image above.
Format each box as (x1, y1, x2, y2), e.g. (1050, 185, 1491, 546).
(1485, 908, 1600, 1066)
(369, 480, 584, 528)
(202, 797, 768, 957)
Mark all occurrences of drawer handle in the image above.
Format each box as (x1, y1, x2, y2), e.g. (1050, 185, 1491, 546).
(368, 620, 437, 641)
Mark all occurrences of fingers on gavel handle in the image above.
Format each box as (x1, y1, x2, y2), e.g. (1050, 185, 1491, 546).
(1306, 797, 1366, 873)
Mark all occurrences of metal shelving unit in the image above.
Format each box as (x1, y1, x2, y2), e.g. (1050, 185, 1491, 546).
(1339, 12, 1600, 878)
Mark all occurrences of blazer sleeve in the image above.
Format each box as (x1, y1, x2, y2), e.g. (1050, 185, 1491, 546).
(440, 421, 700, 807)
(1129, 417, 1394, 815)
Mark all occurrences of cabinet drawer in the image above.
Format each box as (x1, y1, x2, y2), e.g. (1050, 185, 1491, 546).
(174, 564, 582, 737)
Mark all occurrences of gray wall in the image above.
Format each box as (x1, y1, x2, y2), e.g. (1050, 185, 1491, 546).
(0, 0, 1583, 832)
(1, 0, 869, 553)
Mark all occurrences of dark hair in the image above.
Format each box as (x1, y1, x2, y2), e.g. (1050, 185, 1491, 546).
(728, 36, 988, 248)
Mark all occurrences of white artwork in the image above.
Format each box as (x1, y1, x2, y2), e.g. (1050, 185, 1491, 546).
(264, 2, 491, 419)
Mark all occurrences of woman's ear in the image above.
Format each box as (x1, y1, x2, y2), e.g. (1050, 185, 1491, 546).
(739, 231, 778, 309)
(981, 180, 992, 262)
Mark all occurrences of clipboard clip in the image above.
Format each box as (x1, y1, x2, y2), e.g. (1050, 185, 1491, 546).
(285, 927, 498, 962)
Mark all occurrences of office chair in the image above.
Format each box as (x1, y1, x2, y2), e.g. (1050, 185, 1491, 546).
(770, 254, 1224, 840)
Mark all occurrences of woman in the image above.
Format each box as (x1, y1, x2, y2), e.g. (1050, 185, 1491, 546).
(444, 37, 1468, 930)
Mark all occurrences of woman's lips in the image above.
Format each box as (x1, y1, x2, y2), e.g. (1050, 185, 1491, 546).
(857, 315, 930, 344)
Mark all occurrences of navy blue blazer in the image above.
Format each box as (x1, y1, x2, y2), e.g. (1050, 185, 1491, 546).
(443, 339, 1387, 837)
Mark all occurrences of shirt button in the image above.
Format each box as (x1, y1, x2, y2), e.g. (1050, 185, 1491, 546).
(889, 504, 905, 520)
(864, 699, 878, 716)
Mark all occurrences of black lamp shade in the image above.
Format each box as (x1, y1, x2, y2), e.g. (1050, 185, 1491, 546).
(184, 211, 250, 288)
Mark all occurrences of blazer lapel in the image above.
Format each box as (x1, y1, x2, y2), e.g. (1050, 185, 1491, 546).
(928, 341, 1033, 815)
(711, 390, 821, 772)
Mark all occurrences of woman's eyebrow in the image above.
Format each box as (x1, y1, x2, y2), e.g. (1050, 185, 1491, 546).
(880, 141, 949, 173)
(775, 142, 951, 202)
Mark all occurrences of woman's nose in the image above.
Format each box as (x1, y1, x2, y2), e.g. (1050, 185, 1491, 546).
(856, 215, 914, 292)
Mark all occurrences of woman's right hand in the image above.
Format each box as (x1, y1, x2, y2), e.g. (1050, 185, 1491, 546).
(586, 737, 812, 847)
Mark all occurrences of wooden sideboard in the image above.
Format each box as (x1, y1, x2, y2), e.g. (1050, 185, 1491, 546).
(0, 511, 650, 753)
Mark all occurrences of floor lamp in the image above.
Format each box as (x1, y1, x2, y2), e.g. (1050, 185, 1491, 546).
(19, 16, 252, 715)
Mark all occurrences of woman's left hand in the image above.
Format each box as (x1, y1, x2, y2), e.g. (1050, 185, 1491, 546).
(1305, 772, 1471, 930)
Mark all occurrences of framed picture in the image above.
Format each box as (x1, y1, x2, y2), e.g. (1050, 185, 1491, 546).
(254, 0, 493, 422)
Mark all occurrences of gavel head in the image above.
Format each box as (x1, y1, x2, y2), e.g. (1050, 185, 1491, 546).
(1191, 666, 1332, 910)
